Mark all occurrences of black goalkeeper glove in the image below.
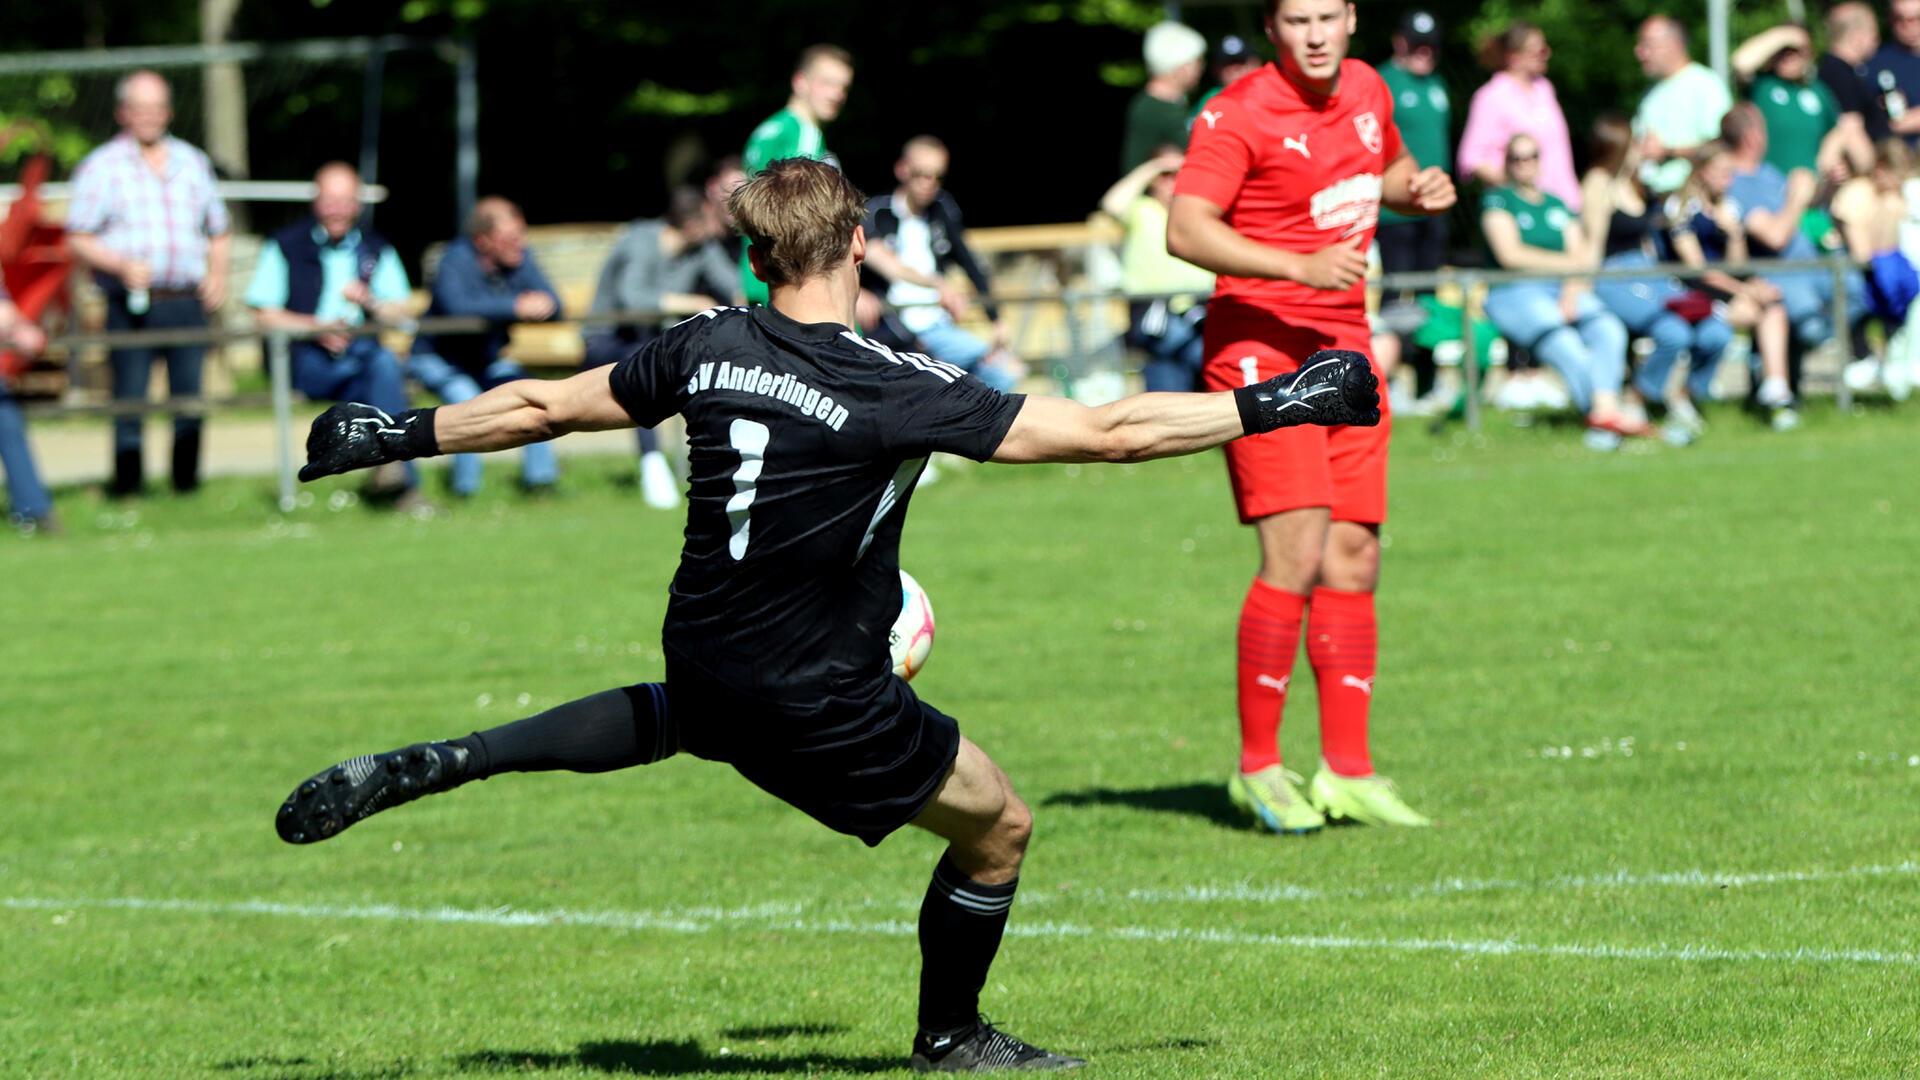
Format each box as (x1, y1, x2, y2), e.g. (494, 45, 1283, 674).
(298, 404, 440, 482)
(1233, 349, 1381, 434)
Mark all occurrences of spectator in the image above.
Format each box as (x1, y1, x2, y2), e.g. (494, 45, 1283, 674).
(1122, 21, 1206, 172)
(1580, 116, 1734, 444)
(1820, 3, 1892, 144)
(1190, 34, 1265, 119)
(581, 186, 739, 508)
(1376, 10, 1453, 407)
(1479, 134, 1642, 448)
(740, 44, 852, 305)
(0, 284, 54, 533)
(1733, 24, 1866, 182)
(1720, 103, 1874, 425)
(1633, 15, 1734, 195)
(864, 136, 1023, 392)
(1869, 0, 1920, 143)
(705, 154, 747, 257)
(1099, 148, 1213, 391)
(65, 69, 230, 498)
(1831, 139, 1920, 398)
(246, 162, 422, 506)
(1458, 22, 1581, 208)
(411, 197, 563, 495)
(1666, 140, 1800, 427)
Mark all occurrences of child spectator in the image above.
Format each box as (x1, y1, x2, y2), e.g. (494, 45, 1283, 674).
(1099, 148, 1213, 392)
(1581, 116, 1736, 444)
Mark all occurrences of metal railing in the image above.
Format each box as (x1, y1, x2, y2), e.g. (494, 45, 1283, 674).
(16, 251, 1865, 509)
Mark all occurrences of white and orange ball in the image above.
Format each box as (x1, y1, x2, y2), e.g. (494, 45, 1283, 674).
(889, 569, 936, 680)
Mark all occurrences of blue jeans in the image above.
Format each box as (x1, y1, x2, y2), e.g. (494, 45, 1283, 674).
(1592, 251, 1732, 404)
(1768, 267, 1867, 346)
(911, 316, 1018, 393)
(1484, 282, 1628, 413)
(293, 336, 417, 487)
(1130, 299, 1206, 393)
(0, 384, 51, 521)
(106, 290, 205, 454)
(408, 352, 557, 494)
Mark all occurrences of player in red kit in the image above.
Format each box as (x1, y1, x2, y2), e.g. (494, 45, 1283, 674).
(1167, 0, 1455, 833)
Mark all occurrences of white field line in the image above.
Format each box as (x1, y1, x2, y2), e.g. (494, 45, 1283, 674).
(4, 894, 1916, 968)
(1124, 860, 1920, 906)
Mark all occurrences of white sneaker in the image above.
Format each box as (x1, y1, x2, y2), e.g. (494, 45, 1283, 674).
(1666, 397, 1707, 436)
(1887, 358, 1916, 402)
(639, 451, 681, 509)
(1843, 358, 1881, 395)
(1493, 377, 1536, 411)
(1534, 378, 1572, 412)
(1756, 376, 1794, 409)
(1583, 427, 1622, 452)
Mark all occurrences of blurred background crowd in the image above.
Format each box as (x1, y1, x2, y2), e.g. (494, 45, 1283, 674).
(5, 1, 1920, 533)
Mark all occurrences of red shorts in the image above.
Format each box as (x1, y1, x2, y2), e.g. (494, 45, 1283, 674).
(1202, 304, 1391, 525)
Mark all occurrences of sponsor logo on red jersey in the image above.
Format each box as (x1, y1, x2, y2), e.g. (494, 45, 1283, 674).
(1310, 174, 1383, 236)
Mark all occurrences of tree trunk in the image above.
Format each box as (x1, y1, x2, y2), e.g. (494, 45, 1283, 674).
(200, 0, 249, 227)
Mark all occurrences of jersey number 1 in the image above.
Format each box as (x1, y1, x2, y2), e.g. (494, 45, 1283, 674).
(726, 419, 770, 560)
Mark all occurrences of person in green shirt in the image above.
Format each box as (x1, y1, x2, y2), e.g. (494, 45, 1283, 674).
(739, 44, 853, 304)
(1733, 23, 1872, 245)
(1479, 134, 1645, 448)
(1121, 21, 1205, 173)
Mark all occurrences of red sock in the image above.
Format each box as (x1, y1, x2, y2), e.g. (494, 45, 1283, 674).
(1235, 580, 1306, 774)
(1306, 586, 1377, 777)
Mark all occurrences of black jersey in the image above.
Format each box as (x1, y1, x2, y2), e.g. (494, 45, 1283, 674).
(609, 305, 1025, 702)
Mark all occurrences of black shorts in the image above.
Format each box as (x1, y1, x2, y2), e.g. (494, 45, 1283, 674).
(666, 652, 962, 847)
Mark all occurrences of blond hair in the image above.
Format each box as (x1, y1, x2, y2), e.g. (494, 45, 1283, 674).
(728, 158, 868, 288)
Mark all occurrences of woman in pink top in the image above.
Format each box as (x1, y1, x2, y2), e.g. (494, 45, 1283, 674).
(1457, 22, 1581, 209)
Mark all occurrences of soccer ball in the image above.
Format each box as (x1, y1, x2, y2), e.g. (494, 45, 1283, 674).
(889, 569, 936, 681)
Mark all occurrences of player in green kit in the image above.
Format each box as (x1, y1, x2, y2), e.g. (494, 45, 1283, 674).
(740, 44, 853, 304)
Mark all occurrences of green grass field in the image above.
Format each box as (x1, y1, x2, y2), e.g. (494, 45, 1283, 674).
(5, 404, 1919, 1078)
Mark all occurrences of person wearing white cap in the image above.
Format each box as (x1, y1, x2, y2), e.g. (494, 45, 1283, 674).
(1123, 21, 1208, 172)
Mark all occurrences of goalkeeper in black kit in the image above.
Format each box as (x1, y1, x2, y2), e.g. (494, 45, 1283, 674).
(277, 157, 1377, 1072)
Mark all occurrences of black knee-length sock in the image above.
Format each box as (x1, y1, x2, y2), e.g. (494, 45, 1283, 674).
(447, 683, 674, 778)
(917, 852, 1020, 1036)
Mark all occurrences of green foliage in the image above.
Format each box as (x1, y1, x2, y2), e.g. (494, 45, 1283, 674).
(624, 81, 740, 119)
(4, 405, 1919, 1075)
(1407, 0, 1804, 143)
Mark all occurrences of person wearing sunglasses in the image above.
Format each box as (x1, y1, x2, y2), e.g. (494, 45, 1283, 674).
(1481, 133, 1645, 448)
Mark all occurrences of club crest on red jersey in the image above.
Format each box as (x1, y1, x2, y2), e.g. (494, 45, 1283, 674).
(1354, 111, 1383, 154)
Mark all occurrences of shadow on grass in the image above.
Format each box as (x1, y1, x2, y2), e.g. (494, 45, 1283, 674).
(1042, 782, 1246, 830)
(216, 1055, 415, 1080)
(457, 1038, 899, 1075)
(718, 1021, 849, 1040)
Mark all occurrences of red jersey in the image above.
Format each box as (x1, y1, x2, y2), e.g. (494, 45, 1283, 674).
(1175, 59, 1404, 315)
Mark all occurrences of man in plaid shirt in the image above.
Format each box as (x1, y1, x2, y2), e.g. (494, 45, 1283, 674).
(67, 69, 231, 497)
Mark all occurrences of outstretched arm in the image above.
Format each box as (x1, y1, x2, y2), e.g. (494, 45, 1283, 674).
(298, 366, 635, 481)
(991, 350, 1378, 465)
(431, 365, 634, 451)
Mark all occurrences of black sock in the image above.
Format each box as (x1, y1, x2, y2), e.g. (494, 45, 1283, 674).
(447, 683, 674, 779)
(916, 852, 1019, 1037)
